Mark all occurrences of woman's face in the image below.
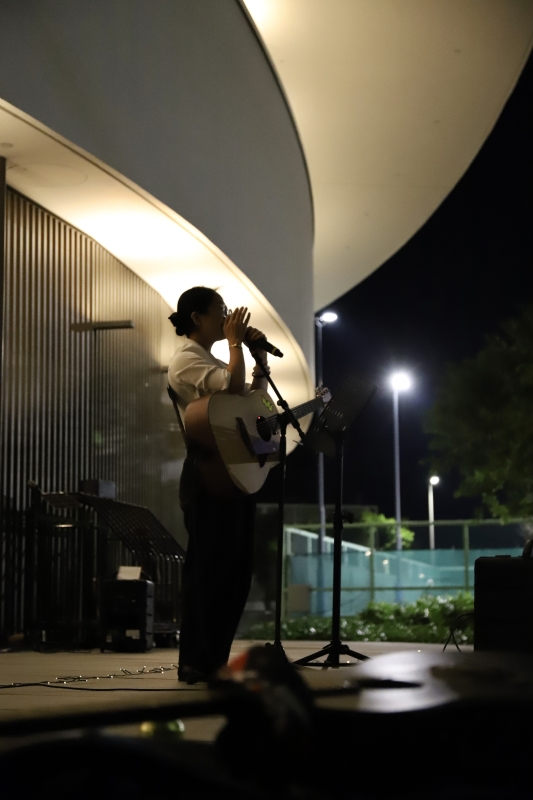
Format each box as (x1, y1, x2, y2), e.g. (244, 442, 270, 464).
(196, 295, 228, 341)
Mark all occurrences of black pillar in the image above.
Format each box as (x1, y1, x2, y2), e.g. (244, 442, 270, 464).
(0, 158, 5, 636)
(0, 156, 5, 391)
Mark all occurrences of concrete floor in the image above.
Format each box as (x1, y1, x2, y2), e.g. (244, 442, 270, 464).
(0, 640, 472, 744)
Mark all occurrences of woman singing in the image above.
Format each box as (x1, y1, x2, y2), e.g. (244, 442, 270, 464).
(168, 286, 269, 684)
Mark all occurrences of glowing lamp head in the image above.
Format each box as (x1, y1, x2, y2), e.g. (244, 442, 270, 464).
(429, 476, 440, 486)
(319, 311, 338, 324)
(390, 371, 411, 392)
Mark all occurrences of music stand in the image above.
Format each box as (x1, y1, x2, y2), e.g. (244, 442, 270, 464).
(294, 371, 377, 668)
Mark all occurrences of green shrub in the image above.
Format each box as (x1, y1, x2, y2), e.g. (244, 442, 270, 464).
(247, 593, 474, 645)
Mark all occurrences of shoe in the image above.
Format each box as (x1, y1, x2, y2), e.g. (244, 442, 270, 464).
(178, 665, 209, 685)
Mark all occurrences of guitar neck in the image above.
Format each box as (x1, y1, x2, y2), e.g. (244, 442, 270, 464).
(290, 397, 323, 420)
(262, 394, 326, 436)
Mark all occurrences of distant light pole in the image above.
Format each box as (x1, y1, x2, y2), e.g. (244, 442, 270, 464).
(315, 311, 337, 614)
(390, 371, 412, 551)
(428, 476, 440, 550)
(390, 371, 411, 603)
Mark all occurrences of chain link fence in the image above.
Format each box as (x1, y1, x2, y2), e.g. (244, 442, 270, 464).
(283, 519, 532, 616)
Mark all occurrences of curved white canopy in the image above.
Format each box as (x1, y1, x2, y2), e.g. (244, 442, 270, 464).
(244, 0, 533, 309)
(0, 99, 314, 423)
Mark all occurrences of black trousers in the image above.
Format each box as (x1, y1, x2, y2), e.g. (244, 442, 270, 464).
(178, 456, 256, 675)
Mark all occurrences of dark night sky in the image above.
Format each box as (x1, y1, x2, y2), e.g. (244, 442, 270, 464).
(267, 51, 533, 521)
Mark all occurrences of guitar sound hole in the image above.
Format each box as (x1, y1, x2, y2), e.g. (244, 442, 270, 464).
(256, 416, 272, 442)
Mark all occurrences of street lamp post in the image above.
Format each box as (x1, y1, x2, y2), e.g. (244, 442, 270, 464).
(390, 371, 411, 550)
(428, 476, 439, 550)
(390, 371, 411, 602)
(315, 311, 337, 615)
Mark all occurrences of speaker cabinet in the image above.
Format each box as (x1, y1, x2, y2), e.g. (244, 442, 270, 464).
(100, 580, 154, 652)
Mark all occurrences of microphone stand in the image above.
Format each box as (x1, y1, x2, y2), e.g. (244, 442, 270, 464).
(250, 350, 306, 660)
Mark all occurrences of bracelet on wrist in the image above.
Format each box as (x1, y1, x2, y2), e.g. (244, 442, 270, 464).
(230, 342, 242, 349)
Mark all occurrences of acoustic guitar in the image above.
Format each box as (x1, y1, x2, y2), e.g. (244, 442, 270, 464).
(184, 387, 330, 496)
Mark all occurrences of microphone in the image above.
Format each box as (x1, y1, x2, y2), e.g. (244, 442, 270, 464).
(244, 335, 284, 358)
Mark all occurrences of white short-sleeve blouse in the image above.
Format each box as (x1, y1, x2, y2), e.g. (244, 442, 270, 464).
(168, 337, 232, 415)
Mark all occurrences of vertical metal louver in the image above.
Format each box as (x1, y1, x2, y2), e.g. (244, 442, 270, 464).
(0, 187, 185, 637)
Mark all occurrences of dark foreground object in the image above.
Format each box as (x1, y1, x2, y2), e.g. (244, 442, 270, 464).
(2, 647, 533, 799)
(475, 546, 533, 652)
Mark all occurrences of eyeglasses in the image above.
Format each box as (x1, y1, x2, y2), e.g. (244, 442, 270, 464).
(208, 302, 228, 318)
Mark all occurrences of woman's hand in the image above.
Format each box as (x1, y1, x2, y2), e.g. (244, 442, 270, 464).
(223, 307, 251, 346)
(245, 327, 267, 361)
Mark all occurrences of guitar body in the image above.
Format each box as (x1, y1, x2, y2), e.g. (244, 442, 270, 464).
(184, 390, 281, 497)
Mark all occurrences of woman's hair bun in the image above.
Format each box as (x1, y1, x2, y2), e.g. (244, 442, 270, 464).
(168, 286, 219, 337)
(168, 310, 186, 335)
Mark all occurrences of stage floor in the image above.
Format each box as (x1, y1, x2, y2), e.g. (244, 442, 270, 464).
(0, 640, 472, 744)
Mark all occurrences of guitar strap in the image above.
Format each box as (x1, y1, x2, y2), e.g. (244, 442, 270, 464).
(167, 384, 189, 450)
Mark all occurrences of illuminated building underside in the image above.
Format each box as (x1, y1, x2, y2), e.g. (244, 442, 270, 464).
(244, 0, 533, 309)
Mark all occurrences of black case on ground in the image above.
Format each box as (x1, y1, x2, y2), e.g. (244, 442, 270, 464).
(474, 544, 533, 652)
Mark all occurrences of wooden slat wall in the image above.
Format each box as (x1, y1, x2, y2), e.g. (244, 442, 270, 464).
(0, 188, 184, 638)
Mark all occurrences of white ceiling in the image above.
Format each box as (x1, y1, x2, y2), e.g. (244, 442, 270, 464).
(244, 0, 533, 309)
